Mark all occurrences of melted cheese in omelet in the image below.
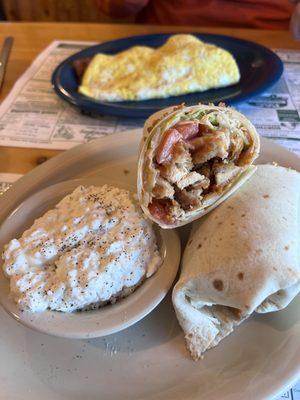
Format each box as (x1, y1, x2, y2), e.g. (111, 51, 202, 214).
(79, 34, 240, 102)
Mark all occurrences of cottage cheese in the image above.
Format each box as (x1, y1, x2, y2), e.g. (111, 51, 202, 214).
(2, 185, 162, 312)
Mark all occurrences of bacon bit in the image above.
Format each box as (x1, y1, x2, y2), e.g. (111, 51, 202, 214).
(198, 123, 213, 134)
(173, 121, 199, 140)
(156, 128, 182, 164)
(156, 121, 201, 164)
(231, 308, 243, 320)
(72, 57, 92, 80)
(148, 199, 171, 224)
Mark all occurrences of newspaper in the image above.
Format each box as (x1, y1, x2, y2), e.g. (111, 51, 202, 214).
(0, 41, 144, 150)
(238, 49, 300, 155)
(0, 41, 299, 151)
(278, 382, 300, 400)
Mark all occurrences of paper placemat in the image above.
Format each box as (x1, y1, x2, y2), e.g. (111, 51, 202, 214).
(0, 41, 299, 152)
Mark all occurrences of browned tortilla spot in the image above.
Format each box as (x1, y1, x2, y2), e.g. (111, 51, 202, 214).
(197, 243, 202, 249)
(213, 279, 224, 291)
(284, 245, 289, 251)
(188, 239, 193, 246)
(232, 308, 243, 319)
(241, 214, 246, 217)
(218, 221, 223, 226)
(227, 205, 234, 209)
(123, 169, 129, 175)
(237, 272, 244, 280)
(263, 194, 270, 199)
(174, 104, 184, 111)
(273, 267, 278, 271)
(256, 249, 263, 254)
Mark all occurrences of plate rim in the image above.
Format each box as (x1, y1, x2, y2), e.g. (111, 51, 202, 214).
(0, 131, 299, 399)
(51, 32, 283, 117)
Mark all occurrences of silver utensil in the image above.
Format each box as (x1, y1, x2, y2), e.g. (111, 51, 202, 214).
(0, 36, 14, 93)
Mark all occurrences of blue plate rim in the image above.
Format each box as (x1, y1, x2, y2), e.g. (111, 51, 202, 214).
(52, 32, 283, 117)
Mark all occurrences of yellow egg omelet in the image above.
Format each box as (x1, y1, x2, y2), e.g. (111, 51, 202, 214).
(79, 34, 240, 102)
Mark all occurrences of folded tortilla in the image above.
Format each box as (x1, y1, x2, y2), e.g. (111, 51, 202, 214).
(172, 165, 300, 360)
(137, 104, 260, 228)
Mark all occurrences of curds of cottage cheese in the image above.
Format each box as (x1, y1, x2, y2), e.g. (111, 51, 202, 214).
(2, 185, 162, 312)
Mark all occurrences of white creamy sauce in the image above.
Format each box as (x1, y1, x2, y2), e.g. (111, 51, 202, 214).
(2, 185, 162, 313)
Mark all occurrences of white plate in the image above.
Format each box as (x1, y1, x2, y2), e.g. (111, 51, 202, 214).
(0, 129, 299, 400)
(0, 178, 180, 339)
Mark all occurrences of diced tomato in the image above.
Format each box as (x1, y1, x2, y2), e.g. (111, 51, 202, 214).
(155, 121, 200, 164)
(156, 128, 182, 164)
(72, 57, 92, 79)
(173, 121, 199, 140)
(148, 199, 170, 224)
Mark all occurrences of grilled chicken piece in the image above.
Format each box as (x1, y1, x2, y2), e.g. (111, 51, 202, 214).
(192, 177, 210, 191)
(172, 142, 194, 167)
(212, 161, 241, 186)
(191, 130, 230, 164)
(177, 172, 208, 190)
(229, 133, 244, 162)
(159, 142, 193, 184)
(177, 172, 204, 190)
(152, 176, 175, 199)
(175, 175, 210, 211)
(175, 188, 203, 211)
(159, 163, 188, 185)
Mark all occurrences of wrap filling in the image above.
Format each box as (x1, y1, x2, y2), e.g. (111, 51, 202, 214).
(144, 109, 253, 224)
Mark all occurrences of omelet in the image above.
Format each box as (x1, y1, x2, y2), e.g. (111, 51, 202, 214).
(79, 34, 240, 102)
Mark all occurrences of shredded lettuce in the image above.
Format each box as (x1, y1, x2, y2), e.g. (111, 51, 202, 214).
(181, 110, 206, 121)
(207, 113, 220, 127)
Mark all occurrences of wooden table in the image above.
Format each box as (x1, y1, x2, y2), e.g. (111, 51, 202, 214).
(1, 22, 299, 174)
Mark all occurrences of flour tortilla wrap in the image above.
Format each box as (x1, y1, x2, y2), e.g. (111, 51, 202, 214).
(137, 104, 260, 228)
(172, 165, 300, 360)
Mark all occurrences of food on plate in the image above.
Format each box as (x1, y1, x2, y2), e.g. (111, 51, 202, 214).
(2, 185, 162, 313)
(172, 165, 300, 360)
(78, 34, 240, 102)
(137, 104, 260, 228)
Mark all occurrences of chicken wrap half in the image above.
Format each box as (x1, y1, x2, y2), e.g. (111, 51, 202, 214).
(137, 104, 260, 228)
(172, 165, 300, 360)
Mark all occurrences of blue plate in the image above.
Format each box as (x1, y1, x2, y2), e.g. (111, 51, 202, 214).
(52, 33, 283, 118)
